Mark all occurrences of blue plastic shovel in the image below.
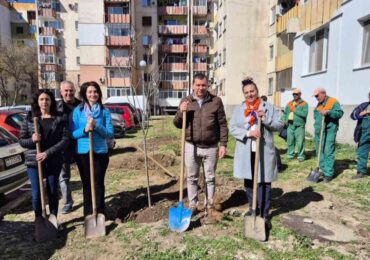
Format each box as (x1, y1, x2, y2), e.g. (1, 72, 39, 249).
(169, 111, 192, 232)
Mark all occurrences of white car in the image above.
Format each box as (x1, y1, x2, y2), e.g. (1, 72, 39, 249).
(0, 127, 28, 195)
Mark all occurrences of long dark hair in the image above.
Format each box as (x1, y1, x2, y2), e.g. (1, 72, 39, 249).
(31, 89, 57, 117)
(79, 81, 104, 109)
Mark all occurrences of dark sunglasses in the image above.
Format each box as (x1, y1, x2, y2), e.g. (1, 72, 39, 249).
(292, 93, 299, 96)
(314, 94, 319, 98)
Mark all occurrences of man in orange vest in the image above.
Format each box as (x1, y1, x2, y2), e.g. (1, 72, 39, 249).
(284, 88, 308, 161)
(313, 88, 344, 183)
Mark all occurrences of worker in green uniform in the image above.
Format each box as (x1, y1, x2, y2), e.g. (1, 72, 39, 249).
(350, 92, 370, 179)
(313, 88, 344, 183)
(284, 88, 308, 161)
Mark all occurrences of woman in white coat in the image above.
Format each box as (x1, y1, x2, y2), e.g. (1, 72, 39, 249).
(229, 78, 284, 225)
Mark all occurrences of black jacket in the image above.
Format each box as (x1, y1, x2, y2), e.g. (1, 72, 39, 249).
(19, 111, 69, 168)
(57, 98, 80, 162)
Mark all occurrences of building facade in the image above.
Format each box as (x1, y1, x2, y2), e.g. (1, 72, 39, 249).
(0, 0, 12, 47)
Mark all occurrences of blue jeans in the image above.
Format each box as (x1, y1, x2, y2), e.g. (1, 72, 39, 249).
(27, 166, 60, 217)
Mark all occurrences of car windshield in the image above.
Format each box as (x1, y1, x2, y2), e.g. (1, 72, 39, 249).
(0, 127, 17, 146)
(8, 113, 25, 129)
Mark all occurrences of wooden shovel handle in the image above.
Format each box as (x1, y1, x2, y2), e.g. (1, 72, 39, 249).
(316, 116, 325, 168)
(89, 132, 97, 216)
(252, 118, 262, 212)
(33, 117, 47, 216)
(179, 111, 186, 201)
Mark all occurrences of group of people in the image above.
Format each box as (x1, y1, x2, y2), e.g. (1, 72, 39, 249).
(174, 73, 369, 226)
(19, 81, 113, 227)
(19, 72, 368, 234)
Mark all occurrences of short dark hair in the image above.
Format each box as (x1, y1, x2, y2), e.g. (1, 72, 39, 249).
(79, 81, 104, 109)
(241, 77, 259, 94)
(31, 89, 57, 117)
(192, 73, 208, 83)
(260, 95, 267, 102)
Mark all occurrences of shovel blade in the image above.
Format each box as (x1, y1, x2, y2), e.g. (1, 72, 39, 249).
(168, 201, 192, 232)
(244, 215, 266, 241)
(84, 213, 106, 238)
(34, 216, 58, 242)
(306, 168, 321, 183)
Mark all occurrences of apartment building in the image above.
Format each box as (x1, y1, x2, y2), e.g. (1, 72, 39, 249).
(209, 0, 271, 114)
(0, 0, 11, 47)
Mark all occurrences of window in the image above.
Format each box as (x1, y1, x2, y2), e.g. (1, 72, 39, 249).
(110, 49, 129, 58)
(268, 78, 274, 95)
(361, 19, 370, 66)
(270, 6, 276, 25)
(308, 28, 329, 73)
(16, 26, 24, 34)
(109, 70, 130, 78)
(142, 16, 152, 26)
(41, 72, 56, 82)
(159, 90, 187, 99)
(76, 39, 79, 47)
(40, 54, 57, 64)
(77, 74, 80, 84)
(160, 72, 187, 81)
(107, 7, 129, 14)
(141, 0, 151, 7)
(143, 54, 152, 65)
(76, 56, 80, 65)
(39, 36, 56, 45)
(107, 24, 130, 36)
(142, 35, 151, 46)
(42, 21, 62, 29)
(75, 21, 78, 31)
(74, 3, 78, 11)
(194, 0, 207, 6)
(269, 45, 274, 60)
(222, 48, 226, 65)
(223, 15, 227, 32)
(107, 88, 131, 97)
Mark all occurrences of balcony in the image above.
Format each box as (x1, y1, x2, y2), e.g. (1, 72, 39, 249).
(105, 14, 130, 23)
(41, 64, 58, 72)
(275, 51, 292, 72)
(39, 45, 57, 54)
(39, 27, 56, 36)
(193, 25, 207, 36)
(193, 6, 207, 16)
(38, 9, 56, 19)
(106, 36, 131, 46)
(105, 0, 129, 2)
(162, 63, 187, 71)
(158, 25, 187, 35)
(276, 5, 298, 34)
(193, 63, 207, 71)
(158, 6, 187, 15)
(107, 77, 131, 87)
(106, 57, 130, 67)
(159, 44, 187, 53)
(193, 44, 207, 53)
(161, 81, 188, 90)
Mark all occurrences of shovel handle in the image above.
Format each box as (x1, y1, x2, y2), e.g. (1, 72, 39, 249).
(179, 111, 186, 201)
(316, 116, 325, 168)
(89, 132, 97, 216)
(33, 117, 47, 217)
(252, 118, 262, 212)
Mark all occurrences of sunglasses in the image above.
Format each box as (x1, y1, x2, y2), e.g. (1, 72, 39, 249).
(314, 94, 319, 98)
(292, 93, 299, 96)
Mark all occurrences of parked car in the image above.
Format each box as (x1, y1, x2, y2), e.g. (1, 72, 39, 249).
(105, 105, 135, 130)
(105, 102, 143, 124)
(111, 112, 126, 138)
(0, 110, 27, 138)
(0, 126, 28, 195)
(0, 105, 31, 112)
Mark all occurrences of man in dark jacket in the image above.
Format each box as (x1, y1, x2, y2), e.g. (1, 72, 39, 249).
(173, 73, 228, 223)
(58, 81, 80, 214)
(350, 92, 370, 179)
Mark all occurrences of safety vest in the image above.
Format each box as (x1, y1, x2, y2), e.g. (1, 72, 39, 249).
(287, 100, 307, 112)
(316, 97, 338, 111)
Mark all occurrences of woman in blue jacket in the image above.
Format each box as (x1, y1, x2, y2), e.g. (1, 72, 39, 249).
(71, 81, 113, 217)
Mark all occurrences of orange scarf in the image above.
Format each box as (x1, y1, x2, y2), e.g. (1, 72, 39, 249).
(244, 98, 261, 125)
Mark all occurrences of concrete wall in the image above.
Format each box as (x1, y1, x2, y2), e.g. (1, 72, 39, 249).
(79, 0, 104, 23)
(222, 0, 270, 115)
(0, 3, 11, 46)
(290, 0, 370, 144)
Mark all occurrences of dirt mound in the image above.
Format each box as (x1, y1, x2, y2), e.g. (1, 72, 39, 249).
(134, 200, 173, 223)
(110, 153, 177, 171)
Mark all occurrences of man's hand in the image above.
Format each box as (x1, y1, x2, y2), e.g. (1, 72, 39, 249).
(179, 101, 189, 112)
(320, 110, 329, 116)
(219, 146, 226, 159)
(249, 129, 261, 138)
(359, 110, 369, 117)
(36, 152, 47, 162)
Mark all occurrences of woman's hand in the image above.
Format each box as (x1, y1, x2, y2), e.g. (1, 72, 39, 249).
(257, 110, 265, 118)
(32, 133, 40, 143)
(85, 118, 95, 132)
(36, 152, 47, 162)
(249, 129, 261, 138)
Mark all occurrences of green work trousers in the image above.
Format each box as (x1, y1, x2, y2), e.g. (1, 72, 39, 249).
(287, 124, 305, 160)
(357, 127, 370, 174)
(315, 130, 337, 177)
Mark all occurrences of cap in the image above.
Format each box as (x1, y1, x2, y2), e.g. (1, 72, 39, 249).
(313, 87, 326, 96)
(292, 88, 301, 94)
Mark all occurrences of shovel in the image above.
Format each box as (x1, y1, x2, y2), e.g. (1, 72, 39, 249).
(168, 111, 192, 232)
(306, 116, 325, 183)
(84, 132, 106, 238)
(33, 117, 58, 242)
(244, 117, 266, 241)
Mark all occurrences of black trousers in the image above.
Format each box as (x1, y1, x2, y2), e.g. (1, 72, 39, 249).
(244, 152, 271, 219)
(76, 153, 109, 216)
